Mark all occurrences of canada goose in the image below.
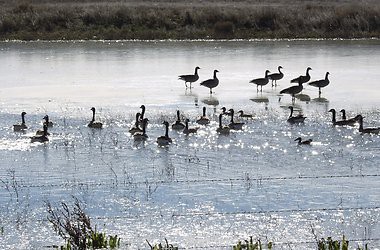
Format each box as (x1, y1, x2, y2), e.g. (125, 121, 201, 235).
(178, 66, 200, 89)
(280, 82, 303, 102)
(13, 111, 28, 131)
(339, 109, 359, 126)
(356, 115, 380, 134)
(216, 113, 230, 135)
(287, 106, 306, 124)
(200, 69, 219, 94)
(172, 110, 185, 130)
(237, 110, 254, 119)
(183, 119, 199, 134)
(196, 107, 210, 125)
(129, 112, 142, 134)
(328, 109, 356, 126)
(31, 125, 49, 143)
(43, 115, 53, 127)
(157, 121, 172, 146)
(309, 72, 330, 96)
(36, 116, 51, 135)
(291, 67, 312, 84)
(228, 109, 244, 130)
(139, 105, 146, 124)
(221, 107, 231, 116)
(134, 118, 149, 141)
(88, 107, 103, 128)
(294, 137, 312, 145)
(249, 70, 270, 92)
(268, 66, 284, 87)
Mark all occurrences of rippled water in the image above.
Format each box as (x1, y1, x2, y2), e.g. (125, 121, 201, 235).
(0, 40, 379, 249)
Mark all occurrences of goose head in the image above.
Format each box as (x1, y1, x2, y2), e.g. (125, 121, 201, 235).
(265, 70, 270, 77)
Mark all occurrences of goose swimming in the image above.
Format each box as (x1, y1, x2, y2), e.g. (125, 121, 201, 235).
(287, 106, 306, 124)
(88, 107, 103, 128)
(268, 66, 284, 87)
(157, 121, 172, 146)
(183, 119, 199, 134)
(228, 109, 244, 130)
(237, 110, 254, 119)
(196, 107, 210, 125)
(291, 67, 312, 84)
(200, 69, 219, 94)
(36, 117, 51, 135)
(339, 109, 359, 126)
(294, 137, 312, 145)
(13, 111, 27, 131)
(133, 118, 149, 141)
(178, 66, 200, 89)
(309, 72, 330, 96)
(216, 113, 230, 135)
(356, 115, 380, 134)
(129, 112, 142, 134)
(328, 109, 356, 126)
(172, 110, 185, 130)
(43, 115, 53, 127)
(221, 107, 231, 116)
(139, 105, 146, 124)
(249, 70, 270, 92)
(31, 125, 49, 143)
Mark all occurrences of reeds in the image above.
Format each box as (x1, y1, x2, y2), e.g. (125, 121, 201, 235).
(1, 1, 379, 40)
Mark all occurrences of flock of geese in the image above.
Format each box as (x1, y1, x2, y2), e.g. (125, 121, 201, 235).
(9, 66, 379, 145)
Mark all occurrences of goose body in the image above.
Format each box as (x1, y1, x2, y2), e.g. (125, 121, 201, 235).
(129, 112, 142, 134)
(287, 106, 306, 124)
(183, 119, 199, 134)
(200, 70, 219, 94)
(268, 66, 284, 86)
(291, 67, 312, 84)
(280, 82, 303, 102)
(294, 137, 312, 145)
(178, 66, 200, 89)
(13, 112, 27, 131)
(228, 109, 244, 130)
(249, 70, 270, 92)
(88, 107, 103, 128)
(328, 109, 356, 126)
(157, 121, 172, 146)
(196, 107, 210, 125)
(133, 118, 149, 141)
(357, 115, 380, 134)
(31, 125, 49, 143)
(238, 110, 254, 119)
(172, 110, 185, 130)
(216, 113, 230, 135)
(309, 72, 330, 96)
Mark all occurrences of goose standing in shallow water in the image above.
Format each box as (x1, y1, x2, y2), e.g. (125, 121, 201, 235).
(216, 113, 230, 135)
(291, 67, 312, 84)
(178, 66, 200, 89)
(129, 113, 142, 134)
(157, 121, 172, 146)
(196, 107, 210, 125)
(280, 82, 304, 102)
(13, 112, 27, 131)
(133, 118, 149, 141)
(309, 72, 330, 97)
(200, 69, 219, 94)
(31, 125, 49, 143)
(328, 109, 356, 126)
(294, 137, 312, 145)
(268, 66, 284, 87)
(183, 119, 199, 135)
(287, 106, 306, 124)
(249, 70, 270, 92)
(172, 110, 185, 130)
(228, 109, 245, 130)
(356, 115, 380, 134)
(88, 107, 103, 128)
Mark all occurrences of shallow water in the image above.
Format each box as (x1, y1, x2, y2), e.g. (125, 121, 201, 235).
(0, 40, 380, 249)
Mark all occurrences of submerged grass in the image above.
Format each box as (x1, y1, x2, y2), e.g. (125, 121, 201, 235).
(0, 1, 380, 40)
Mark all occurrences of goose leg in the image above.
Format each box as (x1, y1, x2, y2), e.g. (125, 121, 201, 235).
(319, 88, 321, 97)
(210, 88, 212, 94)
(261, 85, 263, 92)
(185, 82, 188, 88)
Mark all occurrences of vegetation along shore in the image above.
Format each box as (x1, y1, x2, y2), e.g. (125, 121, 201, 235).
(0, 0, 380, 40)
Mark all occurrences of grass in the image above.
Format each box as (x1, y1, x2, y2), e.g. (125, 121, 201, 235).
(0, 0, 379, 40)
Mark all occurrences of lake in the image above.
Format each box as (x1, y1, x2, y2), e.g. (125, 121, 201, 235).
(0, 39, 379, 249)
